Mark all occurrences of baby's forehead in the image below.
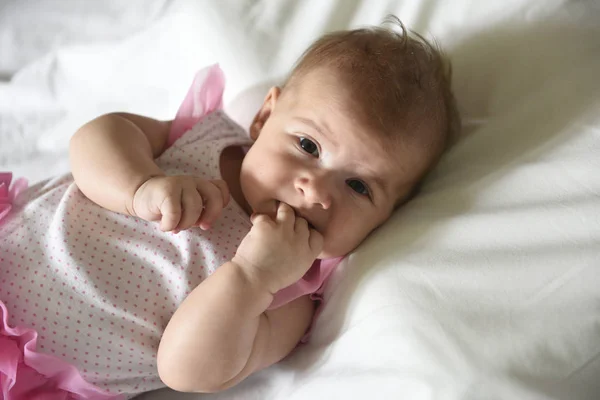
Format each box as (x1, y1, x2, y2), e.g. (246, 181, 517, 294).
(284, 68, 395, 136)
(282, 69, 436, 197)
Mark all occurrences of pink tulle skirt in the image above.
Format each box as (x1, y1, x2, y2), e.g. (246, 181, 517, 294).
(1, 173, 121, 399)
(0, 301, 122, 400)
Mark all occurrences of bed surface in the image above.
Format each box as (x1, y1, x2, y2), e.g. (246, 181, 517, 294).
(1, 1, 599, 399)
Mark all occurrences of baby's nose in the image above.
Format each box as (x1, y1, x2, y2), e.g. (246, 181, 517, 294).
(295, 175, 332, 209)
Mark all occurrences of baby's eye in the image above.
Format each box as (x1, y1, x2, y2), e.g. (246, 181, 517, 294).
(346, 179, 370, 196)
(299, 137, 319, 157)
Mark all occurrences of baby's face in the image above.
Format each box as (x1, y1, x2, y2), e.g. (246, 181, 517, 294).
(240, 69, 421, 258)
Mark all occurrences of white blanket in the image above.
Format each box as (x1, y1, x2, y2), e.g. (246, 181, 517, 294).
(1, 1, 599, 399)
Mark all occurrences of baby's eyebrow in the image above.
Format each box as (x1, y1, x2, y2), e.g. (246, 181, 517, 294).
(295, 117, 333, 140)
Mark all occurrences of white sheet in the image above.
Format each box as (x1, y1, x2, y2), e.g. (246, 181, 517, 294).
(1, 1, 599, 399)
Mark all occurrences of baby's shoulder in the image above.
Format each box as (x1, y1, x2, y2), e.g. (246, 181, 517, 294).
(172, 111, 250, 148)
(156, 111, 251, 179)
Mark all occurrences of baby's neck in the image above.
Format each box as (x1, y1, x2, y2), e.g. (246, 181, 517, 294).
(220, 145, 252, 215)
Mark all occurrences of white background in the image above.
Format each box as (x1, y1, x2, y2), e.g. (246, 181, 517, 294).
(1, 1, 599, 399)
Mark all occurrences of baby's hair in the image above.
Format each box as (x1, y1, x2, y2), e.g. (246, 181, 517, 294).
(284, 15, 461, 198)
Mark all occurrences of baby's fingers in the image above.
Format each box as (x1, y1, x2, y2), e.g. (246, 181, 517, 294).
(177, 188, 204, 231)
(209, 179, 230, 208)
(276, 202, 295, 229)
(196, 180, 225, 230)
(159, 194, 182, 232)
(294, 216, 308, 233)
(250, 213, 274, 226)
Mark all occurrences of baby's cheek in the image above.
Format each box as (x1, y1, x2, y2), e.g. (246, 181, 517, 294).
(320, 233, 350, 258)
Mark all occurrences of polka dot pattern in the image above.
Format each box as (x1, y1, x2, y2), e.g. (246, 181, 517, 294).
(0, 111, 252, 397)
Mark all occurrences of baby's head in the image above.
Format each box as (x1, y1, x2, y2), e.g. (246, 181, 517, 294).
(240, 16, 460, 258)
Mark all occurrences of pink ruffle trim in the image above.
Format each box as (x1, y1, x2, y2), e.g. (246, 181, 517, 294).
(0, 301, 122, 400)
(268, 257, 343, 310)
(167, 63, 225, 147)
(0, 172, 28, 224)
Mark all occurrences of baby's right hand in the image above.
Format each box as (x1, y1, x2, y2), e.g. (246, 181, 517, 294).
(232, 202, 323, 294)
(132, 175, 230, 232)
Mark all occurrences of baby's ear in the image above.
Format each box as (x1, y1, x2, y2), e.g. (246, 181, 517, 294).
(250, 87, 280, 140)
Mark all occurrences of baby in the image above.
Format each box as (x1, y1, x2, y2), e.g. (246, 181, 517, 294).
(0, 17, 459, 399)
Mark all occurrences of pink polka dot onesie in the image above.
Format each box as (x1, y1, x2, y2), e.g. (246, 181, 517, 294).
(0, 65, 340, 399)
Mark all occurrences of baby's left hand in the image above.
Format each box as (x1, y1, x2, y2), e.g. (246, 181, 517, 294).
(232, 202, 323, 294)
(132, 175, 229, 232)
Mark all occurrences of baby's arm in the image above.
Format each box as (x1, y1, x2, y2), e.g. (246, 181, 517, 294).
(69, 113, 170, 215)
(158, 203, 323, 393)
(157, 261, 314, 393)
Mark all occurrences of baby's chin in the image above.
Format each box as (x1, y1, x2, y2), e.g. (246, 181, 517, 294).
(317, 245, 346, 260)
(250, 200, 279, 218)
(318, 237, 366, 259)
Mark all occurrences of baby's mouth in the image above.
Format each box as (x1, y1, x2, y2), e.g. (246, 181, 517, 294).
(275, 201, 318, 231)
(291, 207, 317, 231)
